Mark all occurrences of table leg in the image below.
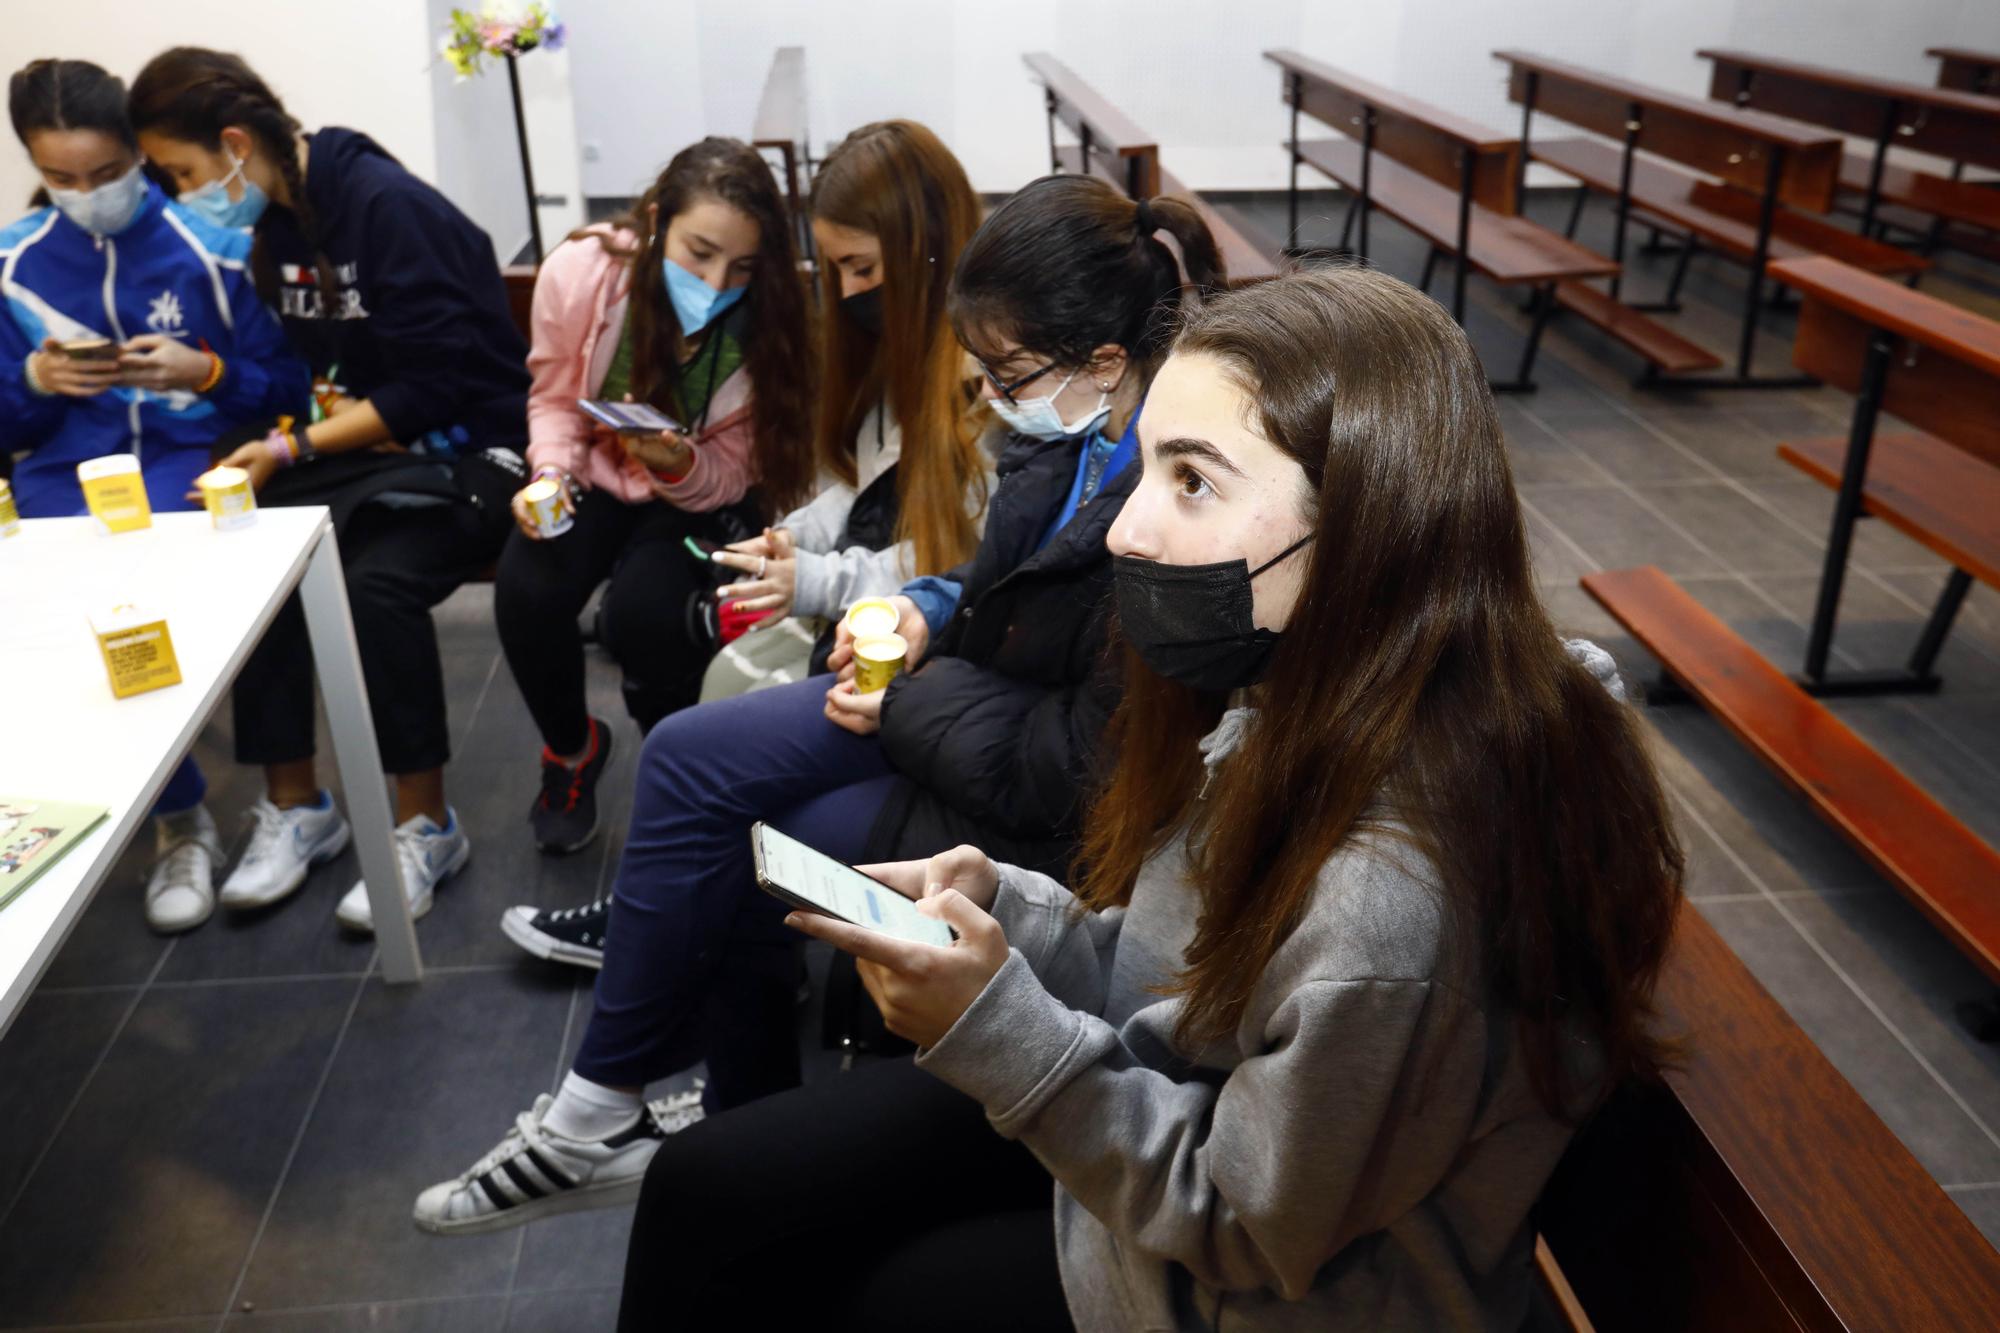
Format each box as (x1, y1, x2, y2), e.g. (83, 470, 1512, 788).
(299, 524, 423, 983)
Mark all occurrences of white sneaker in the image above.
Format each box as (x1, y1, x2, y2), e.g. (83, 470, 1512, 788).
(412, 1087, 705, 1236)
(145, 805, 222, 934)
(220, 795, 352, 910)
(335, 808, 470, 933)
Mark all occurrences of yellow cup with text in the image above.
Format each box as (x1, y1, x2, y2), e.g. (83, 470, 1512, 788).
(77, 455, 152, 534)
(197, 466, 258, 531)
(853, 634, 907, 694)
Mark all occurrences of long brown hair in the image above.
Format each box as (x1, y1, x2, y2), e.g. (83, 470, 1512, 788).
(127, 48, 333, 301)
(809, 120, 985, 576)
(584, 137, 815, 516)
(1076, 268, 1683, 1117)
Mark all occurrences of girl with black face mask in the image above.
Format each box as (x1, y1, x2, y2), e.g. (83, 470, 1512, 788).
(708, 267, 1682, 1333)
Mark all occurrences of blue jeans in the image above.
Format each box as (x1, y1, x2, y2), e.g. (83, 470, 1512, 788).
(574, 677, 900, 1108)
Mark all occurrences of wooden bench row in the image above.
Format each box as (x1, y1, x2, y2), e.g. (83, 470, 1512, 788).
(1699, 48, 2000, 253)
(1269, 49, 1623, 391)
(1024, 52, 1283, 285)
(751, 46, 813, 259)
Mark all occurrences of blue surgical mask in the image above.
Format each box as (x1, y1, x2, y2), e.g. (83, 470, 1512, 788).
(663, 257, 745, 335)
(178, 151, 268, 230)
(49, 161, 148, 238)
(987, 369, 1112, 442)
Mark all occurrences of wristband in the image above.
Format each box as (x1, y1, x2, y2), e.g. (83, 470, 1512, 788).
(263, 423, 301, 468)
(194, 351, 225, 394)
(23, 352, 52, 397)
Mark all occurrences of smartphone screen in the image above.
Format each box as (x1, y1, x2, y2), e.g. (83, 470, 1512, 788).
(577, 399, 683, 434)
(751, 822, 953, 947)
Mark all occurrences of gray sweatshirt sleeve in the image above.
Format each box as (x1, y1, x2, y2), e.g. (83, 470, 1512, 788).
(918, 934, 1483, 1299)
(792, 541, 917, 622)
(983, 864, 1126, 1013)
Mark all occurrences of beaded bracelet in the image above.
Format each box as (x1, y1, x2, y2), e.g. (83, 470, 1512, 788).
(194, 351, 225, 394)
(263, 424, 301, 468)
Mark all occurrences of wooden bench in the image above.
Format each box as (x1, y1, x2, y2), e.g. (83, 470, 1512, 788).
(1700, 49, 2000, 250)
(1538, 892, 2000, 1329)
(752, 46, 812, 258)
(502, 263, 538, 343)
(1928, 47, 2000, 99)
(1498, 50, 1916, 387)
(1023, 53, 1282, 285)
(1763, 254, 2000, 696)
(1583, 564, 2000, 987)
(1267, 50, 1622, 390)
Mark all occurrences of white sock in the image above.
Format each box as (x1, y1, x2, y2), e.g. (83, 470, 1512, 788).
(543, 1071, 642, 1141)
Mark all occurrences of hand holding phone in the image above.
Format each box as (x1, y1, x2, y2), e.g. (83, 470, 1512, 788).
(767, 827, 1012, 1049)
(32, 337, 121, 397)
(751, 823, 953, 947)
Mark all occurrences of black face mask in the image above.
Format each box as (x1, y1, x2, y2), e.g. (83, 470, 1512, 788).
(1113, 534, 1315, 692)
(843, 286, 884, 337)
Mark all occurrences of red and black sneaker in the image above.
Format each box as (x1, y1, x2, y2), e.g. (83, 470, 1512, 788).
(530, 717, 615, 855)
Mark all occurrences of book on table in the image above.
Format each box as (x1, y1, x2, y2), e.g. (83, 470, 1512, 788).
(0, 799, 108, 910)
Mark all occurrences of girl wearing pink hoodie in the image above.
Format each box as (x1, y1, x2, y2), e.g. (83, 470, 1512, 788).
(494, 138, 815, 854)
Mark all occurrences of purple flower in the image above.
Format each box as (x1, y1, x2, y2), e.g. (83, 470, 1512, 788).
(542, 21, 566, 52)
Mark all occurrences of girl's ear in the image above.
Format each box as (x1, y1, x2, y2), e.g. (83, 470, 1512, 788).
(1088, 343, 1131, 392)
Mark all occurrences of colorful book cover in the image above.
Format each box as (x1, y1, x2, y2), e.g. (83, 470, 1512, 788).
(0, 798, 108, 910)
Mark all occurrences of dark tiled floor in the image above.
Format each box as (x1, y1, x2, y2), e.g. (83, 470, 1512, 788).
(3, 189, 1999, 1328)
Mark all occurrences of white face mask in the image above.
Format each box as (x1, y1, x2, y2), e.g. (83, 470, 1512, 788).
(987, 369, 1112, 442)
(49, 160, 148, 238)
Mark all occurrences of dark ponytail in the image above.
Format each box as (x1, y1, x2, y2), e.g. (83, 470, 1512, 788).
(947, 173, 1227, 374)
(9, 59, 136, 207)
(127, 47, 330, 300)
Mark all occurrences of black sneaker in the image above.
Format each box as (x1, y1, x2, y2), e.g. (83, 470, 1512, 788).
(501, 896, 609, 970)
(531, 717, 614, 854)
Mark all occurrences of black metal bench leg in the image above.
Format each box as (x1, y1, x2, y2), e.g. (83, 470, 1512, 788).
(1337, 193, 1358, 252)
(1563, 185, 1588, 239)
(1419, 246, 1442, 292)
(1904, 567, 1973, 684)
(1632, 234, 1698, 313)
(1491, 282, 1556, 394)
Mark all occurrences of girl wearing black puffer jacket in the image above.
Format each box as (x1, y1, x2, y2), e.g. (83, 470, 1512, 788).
(411, 173, 1226, 1239)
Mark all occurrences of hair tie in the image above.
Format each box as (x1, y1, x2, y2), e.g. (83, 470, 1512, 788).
(1134, 198, 1158, 236)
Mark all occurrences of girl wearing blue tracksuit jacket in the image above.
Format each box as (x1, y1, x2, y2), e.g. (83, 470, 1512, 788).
(3, 58, 308, 934)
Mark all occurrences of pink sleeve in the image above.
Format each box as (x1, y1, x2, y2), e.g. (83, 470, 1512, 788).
(635, 400, 755, 511)
(523, 239, 602, 482)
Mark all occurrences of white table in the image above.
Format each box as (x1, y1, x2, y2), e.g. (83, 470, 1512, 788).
(0, 508, 420, 1038)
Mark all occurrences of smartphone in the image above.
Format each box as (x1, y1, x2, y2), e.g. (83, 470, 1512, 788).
(578, 399, 683, 435)
(57, 337, 119, 362)
(751, 822, 954, 947)
(683, 535, 722, 561)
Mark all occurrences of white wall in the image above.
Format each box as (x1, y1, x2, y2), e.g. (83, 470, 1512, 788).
(3, 0, 580, 263)
(560, 0, 2000, 197)
(9, 0, 1997, 245)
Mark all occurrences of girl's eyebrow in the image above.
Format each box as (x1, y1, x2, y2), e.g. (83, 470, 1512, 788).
(1152, 436, 1246, 479)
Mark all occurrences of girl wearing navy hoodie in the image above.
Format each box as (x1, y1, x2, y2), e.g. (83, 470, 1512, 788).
(127, 47, 531, 938)
(2, 59, 308, 934)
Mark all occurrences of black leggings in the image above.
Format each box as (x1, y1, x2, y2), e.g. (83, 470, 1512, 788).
(618, 1057, 1072, 1333)
(494, 489, 752, 751)
(233, 500, 498, 773)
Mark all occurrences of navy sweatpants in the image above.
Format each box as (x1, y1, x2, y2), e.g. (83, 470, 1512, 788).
(573, 676, 903, 1109)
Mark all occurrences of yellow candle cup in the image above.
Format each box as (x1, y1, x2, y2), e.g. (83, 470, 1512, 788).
(77, 454, 152, 534)
(853, 634, 907, 694)
(519, 477, 575, 537)
(197, 465, 257, 531)
(845, 597, 900, 640)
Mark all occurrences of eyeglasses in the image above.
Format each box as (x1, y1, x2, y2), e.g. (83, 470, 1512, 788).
(979, 359, 1058, 405)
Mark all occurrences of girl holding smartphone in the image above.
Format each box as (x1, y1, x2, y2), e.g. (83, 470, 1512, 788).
(2, 58, 307, 933)
(493, 136, 816, 855)
(625, 267, 1685, 1331)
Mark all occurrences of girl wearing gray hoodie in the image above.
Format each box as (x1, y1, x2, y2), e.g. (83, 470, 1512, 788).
(621, 266, 1684, 1332)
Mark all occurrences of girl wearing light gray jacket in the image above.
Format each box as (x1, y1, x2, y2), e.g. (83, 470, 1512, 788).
(623, 267, 1684, 1332)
